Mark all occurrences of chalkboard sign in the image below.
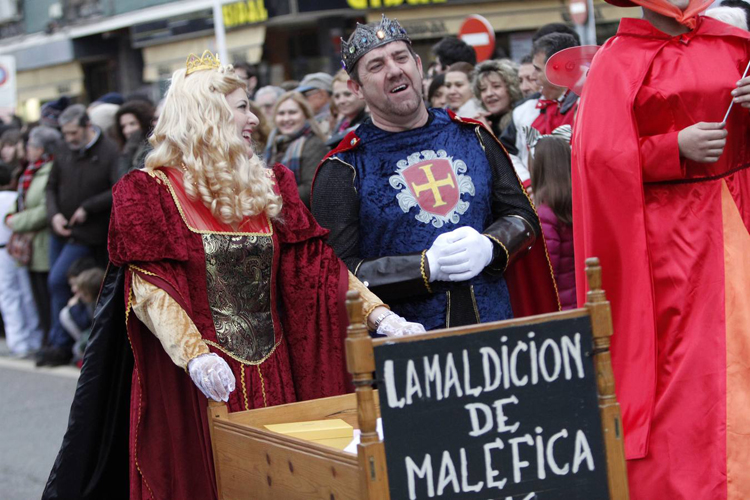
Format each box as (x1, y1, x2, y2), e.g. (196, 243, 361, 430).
(373, 315, 609, 500)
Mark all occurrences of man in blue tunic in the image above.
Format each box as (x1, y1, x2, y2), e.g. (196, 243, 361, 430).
(312, 16, 558, 330)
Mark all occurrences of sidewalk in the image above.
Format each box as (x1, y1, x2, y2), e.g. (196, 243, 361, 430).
(0, 338, 81, 379)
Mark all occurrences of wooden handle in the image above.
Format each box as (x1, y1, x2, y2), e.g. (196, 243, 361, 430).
(585, 258, 630, 499)
(345, 290, 390, 499)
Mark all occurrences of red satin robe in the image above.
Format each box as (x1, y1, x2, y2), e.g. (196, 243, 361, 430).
(108, 164, 351, 499)
(572, 16, 750, 499)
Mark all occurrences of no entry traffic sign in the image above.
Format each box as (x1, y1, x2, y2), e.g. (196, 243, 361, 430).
(458, 15, 495, 63)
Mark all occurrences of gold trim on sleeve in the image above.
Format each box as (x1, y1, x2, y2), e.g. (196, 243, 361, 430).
(483, 234, 510, 273)
(420, 250, 433, 294)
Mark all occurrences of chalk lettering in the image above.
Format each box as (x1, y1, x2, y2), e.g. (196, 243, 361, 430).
(406, 454, 434, 499)
(384, 360, 405, 408)
(534, 427, 546, 480)
(444, 353, 463, 398)
(465, 402, 493, 437)
(573, 430, 595, 473)
(509, 434, 534, 483)
(493, 395, 520, 433)
(510, 341, 529, 386)
(501, 336, 511, 389)
(562, 333, 585, 380)
(423, 354, 443, 400)
(528, 332, 539, 385)
(463, 349, 482, 397)
(539, 338, 562, 382)
(480, 346, 501, 392)
(460, 447, 484, 492)
(436, 450, 460, 496)
(547, 428, 570, 475)
(405, 359, 423, 405)
(483, 438, 507, 489)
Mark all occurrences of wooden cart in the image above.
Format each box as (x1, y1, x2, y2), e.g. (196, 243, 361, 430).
(208, 258, 629, 499)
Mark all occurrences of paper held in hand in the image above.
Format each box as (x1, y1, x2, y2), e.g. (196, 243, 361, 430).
(723, 59, 750, 125)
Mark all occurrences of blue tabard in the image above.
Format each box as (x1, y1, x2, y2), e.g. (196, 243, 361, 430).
(332, 109, 512, 330)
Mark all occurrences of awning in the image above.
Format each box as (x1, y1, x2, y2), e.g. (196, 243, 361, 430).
(366, 0, 640, 40)
(16, 61, 84, 102)
(142, 25, 266, 82)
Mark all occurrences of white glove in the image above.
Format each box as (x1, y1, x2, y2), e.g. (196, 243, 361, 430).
(188, 353, 236, 402)
(425, 232, 456, 282)
(376, 312, 426, 337)
(434, 226, 494, 282)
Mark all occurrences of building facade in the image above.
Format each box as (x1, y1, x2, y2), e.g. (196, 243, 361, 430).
(0, 0, 639, 120)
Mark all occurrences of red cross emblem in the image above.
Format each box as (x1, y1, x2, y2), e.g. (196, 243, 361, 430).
(402, 159, 459, 217)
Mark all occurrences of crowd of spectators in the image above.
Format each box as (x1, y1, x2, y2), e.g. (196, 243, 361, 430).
(0, 19, 607, 366)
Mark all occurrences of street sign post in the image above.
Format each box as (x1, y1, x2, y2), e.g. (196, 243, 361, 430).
(0, 56, 17, 110)
(569, 0, 588, 26)
(458, 15, 495, 63)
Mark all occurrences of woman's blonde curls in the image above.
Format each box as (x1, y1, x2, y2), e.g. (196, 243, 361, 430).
(146, 65, 281, 225)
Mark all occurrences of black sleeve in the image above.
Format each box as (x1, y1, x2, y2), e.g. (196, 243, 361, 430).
(311, 158, 430, 301)
(310, 158, 362, 272)
(499, 117, 519, 156)
(477, 126, 540, 274)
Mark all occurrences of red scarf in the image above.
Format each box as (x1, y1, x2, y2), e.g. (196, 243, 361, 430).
(17, 156, 50, 210)
(630, 0, 713, 29)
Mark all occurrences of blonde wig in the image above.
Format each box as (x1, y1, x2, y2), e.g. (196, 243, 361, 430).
(272, 91, 327, 141)
(146, 65, 281, 224)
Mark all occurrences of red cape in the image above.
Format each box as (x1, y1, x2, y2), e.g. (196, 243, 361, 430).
(315, 111, 560, 319)
(572, 17, 750, 460)
(108, 164, 351, 499)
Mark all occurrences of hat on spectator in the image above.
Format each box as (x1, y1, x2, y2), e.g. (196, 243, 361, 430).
(296, 73, 333, 94)
(96, 92, 125, 105)
(40, 96, 71, 128)
(89, 103, 120, 132)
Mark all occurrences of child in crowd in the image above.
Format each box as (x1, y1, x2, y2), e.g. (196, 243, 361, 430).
(59, 258, 103, 364)
(529, 135, 576, 309)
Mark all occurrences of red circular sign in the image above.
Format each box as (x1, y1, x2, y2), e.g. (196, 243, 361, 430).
(0, 65, 8, 87)
(458, 15, 496, 63)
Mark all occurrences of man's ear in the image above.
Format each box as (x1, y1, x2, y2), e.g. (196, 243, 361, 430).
(348, 77, 364, 100)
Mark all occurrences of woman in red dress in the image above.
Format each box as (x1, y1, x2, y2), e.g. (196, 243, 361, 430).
(44, 52, 423, 500)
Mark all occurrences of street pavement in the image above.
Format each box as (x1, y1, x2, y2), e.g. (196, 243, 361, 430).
(0, 340, 79, 500)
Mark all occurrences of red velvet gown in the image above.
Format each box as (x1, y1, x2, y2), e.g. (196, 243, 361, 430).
(572, 17, 750, 499)
(108, 164, 351, 499)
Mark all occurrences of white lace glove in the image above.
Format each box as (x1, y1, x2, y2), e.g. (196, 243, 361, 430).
(187, 353, 236, 402)
(425, 232, 455, 282)
(376, 312, 426, 337)
(434, 226, 494, 282)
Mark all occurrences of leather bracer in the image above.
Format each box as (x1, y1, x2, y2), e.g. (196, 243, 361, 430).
(482, 215, 537, 275)
(354, 252, 430, 302)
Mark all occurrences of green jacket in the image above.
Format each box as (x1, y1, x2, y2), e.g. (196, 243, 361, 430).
(6, 161, 52, 272)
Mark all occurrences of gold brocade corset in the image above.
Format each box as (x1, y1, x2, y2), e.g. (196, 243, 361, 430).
(203, 233, 276, 363)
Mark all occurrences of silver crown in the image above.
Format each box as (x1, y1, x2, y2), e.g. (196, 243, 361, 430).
(341, 15, 411, 74)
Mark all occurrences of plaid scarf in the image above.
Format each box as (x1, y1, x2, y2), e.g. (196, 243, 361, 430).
(17, 156, 50, 212)
(263, 123, 313, 181)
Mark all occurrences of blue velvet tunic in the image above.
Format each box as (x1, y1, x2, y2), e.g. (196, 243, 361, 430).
(332, 109, 512, 330)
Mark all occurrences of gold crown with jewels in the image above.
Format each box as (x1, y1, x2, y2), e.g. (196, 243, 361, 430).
(340, 14, 411, 74)
(186, 50, 221, 75)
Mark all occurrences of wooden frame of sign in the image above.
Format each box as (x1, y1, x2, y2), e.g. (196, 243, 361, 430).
(207, 257, 628, 499)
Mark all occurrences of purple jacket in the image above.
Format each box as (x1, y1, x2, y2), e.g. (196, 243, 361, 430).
(537, 203, 576, 309)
